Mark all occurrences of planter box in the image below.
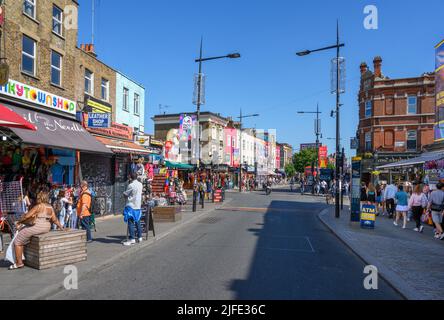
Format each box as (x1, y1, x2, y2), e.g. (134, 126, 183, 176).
(152, 206, 182, 222)
(24, 230, 87, 270)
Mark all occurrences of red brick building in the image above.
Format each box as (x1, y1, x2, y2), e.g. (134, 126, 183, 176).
(357, 57, 435, 181)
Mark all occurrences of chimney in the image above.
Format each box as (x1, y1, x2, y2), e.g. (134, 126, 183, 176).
(360, 62, 368, 76)
(373, 56, 382, 78)
(80, 43, 97, 57)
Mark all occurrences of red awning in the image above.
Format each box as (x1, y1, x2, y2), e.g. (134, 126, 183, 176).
(0, 104, 36, 131)
(94, 136, 152, 154)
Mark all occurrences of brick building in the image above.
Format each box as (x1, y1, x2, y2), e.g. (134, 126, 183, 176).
(357, 56, 435, 182)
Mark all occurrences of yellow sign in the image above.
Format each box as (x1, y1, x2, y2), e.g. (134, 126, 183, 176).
(361, 213, 376, 221)
(87, 99, 112, 113)
(352, 156, 362, 161)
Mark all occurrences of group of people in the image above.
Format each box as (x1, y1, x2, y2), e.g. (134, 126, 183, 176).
(360, 180, 444, 239)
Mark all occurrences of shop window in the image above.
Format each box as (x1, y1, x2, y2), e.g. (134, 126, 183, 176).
(407, 130, 417, 151)
(51, 51, 62, 86)
(85, 69, 94, 94)
(22, 35, 36, 76)
(123, 87, 129, 111)
(101, 78, 109, 101)
(23, 0, 36, 19)
(52, 5, 63, 36)
(407, 96, 417, 114)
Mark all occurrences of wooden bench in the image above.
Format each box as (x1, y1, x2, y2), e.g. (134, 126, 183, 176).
(24, 230, 87, 270)
(152, 206, 182, 223)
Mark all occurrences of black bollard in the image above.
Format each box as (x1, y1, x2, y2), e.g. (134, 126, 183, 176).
(192, 189, 197, 212)
(200, 191, 205, 209)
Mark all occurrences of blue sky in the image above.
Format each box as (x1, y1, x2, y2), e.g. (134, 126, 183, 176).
(78, 0, 443, 157)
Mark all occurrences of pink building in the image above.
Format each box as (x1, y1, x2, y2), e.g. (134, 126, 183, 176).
(224, 127, 239, 167)
(275, 146, 281, 170)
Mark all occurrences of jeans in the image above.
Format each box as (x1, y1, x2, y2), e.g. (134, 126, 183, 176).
(386, 199, 395, 217)
(127, 217, 142, 240)
(412, 206, 423, 229)
(80, 216, 92, 241)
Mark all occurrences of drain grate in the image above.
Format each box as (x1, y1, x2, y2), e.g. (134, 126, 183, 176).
(198, 217, 222, 224)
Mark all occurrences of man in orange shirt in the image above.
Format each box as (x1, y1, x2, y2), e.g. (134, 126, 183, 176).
(77, 180, 92, 242)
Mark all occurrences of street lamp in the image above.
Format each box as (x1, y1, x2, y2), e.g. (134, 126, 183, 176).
(296, 21, 345, 219)
(297, 103, 322, 184)
(191, 38, 240, 212)
(237, 109, 259, 192)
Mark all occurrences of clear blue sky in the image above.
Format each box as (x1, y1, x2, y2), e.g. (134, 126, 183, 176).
(78, 0, 443, 157)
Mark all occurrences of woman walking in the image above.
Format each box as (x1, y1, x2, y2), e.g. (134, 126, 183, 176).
(394, 185, 409, 229)
(9, 190, 65, 270)
(408, 184, 427, 233)
(367, 183, 377, 206)
(427, 183, 444, 240)
(360, 182, 368, 203)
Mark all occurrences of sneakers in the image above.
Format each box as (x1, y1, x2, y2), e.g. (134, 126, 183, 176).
(123, 239, 136, 246)
(138, 237, 143, 243)
(434, 233, 441, 239)
(393, 222, 398, 226)
(440, 233, 444, 240)
(419, 226, 424, 233)
(402, 225, 406, 229)
(413, 228, 419, 232)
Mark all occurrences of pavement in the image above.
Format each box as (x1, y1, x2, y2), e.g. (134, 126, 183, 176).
(0, 197, 231, 300)
(48, 187, 401, 300)
(319, 202, 444, 300)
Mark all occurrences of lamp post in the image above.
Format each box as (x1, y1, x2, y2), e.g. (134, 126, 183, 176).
(192, 38, 240, 212)
(296, 21, 345, 219)
(298, 103, 322, 188)
(237, 109, 259, 192)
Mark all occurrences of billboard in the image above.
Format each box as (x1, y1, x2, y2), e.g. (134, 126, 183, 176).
(179, 114, 196, 141)
(318, 146, 328, 168)
(300, 143, 318, 151)
(435, 40, 444, 142)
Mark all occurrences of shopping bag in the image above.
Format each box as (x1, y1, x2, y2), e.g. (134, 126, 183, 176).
(4, 232, 25, 264)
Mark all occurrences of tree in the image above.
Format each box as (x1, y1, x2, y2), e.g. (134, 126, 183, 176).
(293, 148, 317, 173)
(285, 163, 296, 178)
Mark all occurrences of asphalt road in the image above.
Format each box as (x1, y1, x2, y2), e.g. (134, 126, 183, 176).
(51, 188, 402, 300)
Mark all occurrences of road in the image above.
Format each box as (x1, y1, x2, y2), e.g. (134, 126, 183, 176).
(51, 187, 402, 300)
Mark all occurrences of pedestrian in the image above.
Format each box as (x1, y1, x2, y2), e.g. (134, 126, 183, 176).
(9, 190, 65, 270)
(360, 182, 368, 202)
(367, 183, 376, 205)
(375, 184, 382, 215)
(76, 180, 93, 242)
(394, 185, 409, 229)
(122, 172, 144, 246)
(384, 182, 397, 219)
(427, 182, 444, 240)
(408, 184, 427, 233)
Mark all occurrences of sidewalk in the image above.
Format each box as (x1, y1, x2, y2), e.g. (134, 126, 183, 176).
(0, 197, 231, 300)
(318, 204, 444, 300)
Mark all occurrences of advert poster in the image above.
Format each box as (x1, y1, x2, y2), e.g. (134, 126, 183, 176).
(179, 114, 196, 141)
(435, 40, 444, 142)
(318, 146, 328, 168)
(424, 158, 444, 189)
(360, 204, 377, 229)
(351, 157, 362, 222)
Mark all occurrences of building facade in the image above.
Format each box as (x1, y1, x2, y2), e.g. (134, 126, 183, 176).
(115, 71, 145, 134)
(357, 56, 435, 182)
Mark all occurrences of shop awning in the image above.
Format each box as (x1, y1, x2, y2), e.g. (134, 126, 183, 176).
(165, 160, 194, 170)
(7, 105, 112, 154)
(377, 152, 444, 169)
(94, 136, 152, 155)
(0, 104, 36, 130)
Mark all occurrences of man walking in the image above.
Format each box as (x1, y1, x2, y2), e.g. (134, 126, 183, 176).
(122, 172, 144, 246)
(384, 182, 398, 219)
(77, 181, 93, 243)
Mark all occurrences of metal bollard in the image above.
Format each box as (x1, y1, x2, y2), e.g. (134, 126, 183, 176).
(192, 190, 197, 212)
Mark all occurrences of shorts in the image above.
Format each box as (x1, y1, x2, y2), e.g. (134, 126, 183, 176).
(432, 211, 443, 224)
(396, 205, 409, 212)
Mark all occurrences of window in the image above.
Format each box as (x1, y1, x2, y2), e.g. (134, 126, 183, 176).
(85, 69, 93, 94)
(134, 93, 140, 115)
(123, 88, 129, 111)
(52, 5, 63, 36)
(101, 78, 109, 101)
(50, 51, 62, 86)
(23, 0, 36, 19)
(22, 35, 36, 75)
(365, 132, 372, 151)
(365, 101, 372, 118)
(407, 130, 417, 151)
(227, 135, 231, 147)
(407, 96, 417, 114)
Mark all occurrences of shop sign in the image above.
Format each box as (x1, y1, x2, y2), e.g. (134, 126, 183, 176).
(87, 113, 111, 128)
(360, 204, 376, 229)
(85, 95, 112, 114)
(87, 122, 133, 140)
(0, 79, 76, 115)
(150, 139, 164, 147)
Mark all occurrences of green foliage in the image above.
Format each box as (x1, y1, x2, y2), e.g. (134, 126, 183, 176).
(293, 148, 317, 173)
(284, 163, 296, 177)
(327, 162, 335, 170)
